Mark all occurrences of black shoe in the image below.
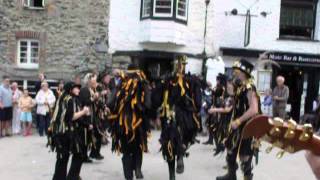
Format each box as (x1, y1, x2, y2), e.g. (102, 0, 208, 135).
(176, 157, 184, 174)
(83, 157, 93, 163)
(135, 169, 144, 179)
(244, 174, 253, 180)
(202, 140, 213, 145)
(213, 145, 225, 156)
(216, 172, 237, 180)
(90, 154, 104, 160)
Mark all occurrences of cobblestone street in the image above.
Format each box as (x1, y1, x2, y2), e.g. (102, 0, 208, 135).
(0, 131, 314, 180)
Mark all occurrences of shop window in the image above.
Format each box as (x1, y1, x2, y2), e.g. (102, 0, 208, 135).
(17, 39, 40, 69)
(257, 71, 272, 92)
(141, 0, 188, 23)
(280, 0, 317, 40)
(24, 0, 45, 9)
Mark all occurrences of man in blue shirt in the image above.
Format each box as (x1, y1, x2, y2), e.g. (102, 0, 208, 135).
(0, 76, 13, 137)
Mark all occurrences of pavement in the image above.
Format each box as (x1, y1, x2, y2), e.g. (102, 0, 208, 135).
(0, 131, 315, 180)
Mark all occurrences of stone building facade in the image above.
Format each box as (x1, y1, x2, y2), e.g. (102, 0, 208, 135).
(0, 0, 110, 83)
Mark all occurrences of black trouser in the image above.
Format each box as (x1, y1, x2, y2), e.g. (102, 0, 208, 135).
(121, 139, 143, 180)
(226, 137, 254, 177)
(90, 128, 102, 157)
(52, 152, 83, 180)
(38, 114, 50, 136)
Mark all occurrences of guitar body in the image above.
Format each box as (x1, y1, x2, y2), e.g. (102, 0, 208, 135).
(242, 115, 320, 155)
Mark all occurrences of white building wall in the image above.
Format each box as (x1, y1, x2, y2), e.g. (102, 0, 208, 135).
(213, 0, 320, 55)
(109, 0, 215, 57)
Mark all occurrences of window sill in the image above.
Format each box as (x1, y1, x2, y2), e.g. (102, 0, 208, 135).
(277, 37, 319, 43)
(140, 17, 188, 25)
(14, 65, 39, 70)
(23, 6, 45, 10)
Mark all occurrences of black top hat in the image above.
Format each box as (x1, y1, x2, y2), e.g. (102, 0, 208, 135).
(232, 59, 254, 77)
(64, 82, 81, 94)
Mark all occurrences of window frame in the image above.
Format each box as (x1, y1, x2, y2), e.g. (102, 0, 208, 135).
(24, 0, 45, 10)
(140, 0, 189, 24)
(17, 39, 40, 69)
(176, 0, 188, 21)
(153, 0, 174, 18)
(279, 0, 318, 40)
(141, 0, 152, 18)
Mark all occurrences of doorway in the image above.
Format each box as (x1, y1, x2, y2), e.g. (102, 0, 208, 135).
(273, 66, 304, 121)
(138, 57, 174, 81)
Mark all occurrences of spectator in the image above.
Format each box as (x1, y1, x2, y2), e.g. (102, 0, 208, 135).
(11, 82, 22, 135)
(19, 89, 34, 136)
(35, 72, 46, 130)
(35, 73, 46, 93)
(55, 80, 64, 99)
(201, 81, 213, 135)
(262, 89, 273, 117)
(74, 74, 82, 87)
(110, 69, 121, 91)
(35, 81, 56, 136)
(272, 76, 289, 120)
(313, 95, 320, 112)
(0, 76, 13, 137)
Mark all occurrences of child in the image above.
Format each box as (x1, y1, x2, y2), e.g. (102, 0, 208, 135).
(19, 89, 34, 136)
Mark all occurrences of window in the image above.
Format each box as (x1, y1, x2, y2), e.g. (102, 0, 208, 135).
(17, 40, 40, 69)
(280, 0, 317, 40)
(24, 0, 45, 9)
(154, 0, 173, 17)
(176, 0, 188, 20)
(257, 71, 272, 92)
(142, 0, 152, 18)
(141, 0, 188, 22)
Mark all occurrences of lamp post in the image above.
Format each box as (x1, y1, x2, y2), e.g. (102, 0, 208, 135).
(202, 0, 211, 80)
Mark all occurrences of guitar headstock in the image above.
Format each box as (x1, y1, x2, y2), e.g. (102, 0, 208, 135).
(243, 115, 320, 157)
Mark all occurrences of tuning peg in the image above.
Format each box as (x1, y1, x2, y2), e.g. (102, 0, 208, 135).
(265, 145, 273, 154)
(276, 150, 286, 159)
(299, 124, 313, 142)
(269, 117, 284, 137)
(284, 119, 297, 139)
(284, 145, 295, 154)
(273, 140, 284, 149)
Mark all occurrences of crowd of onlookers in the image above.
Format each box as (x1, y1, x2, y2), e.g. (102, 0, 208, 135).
(0, 70, 122, 139)
(0, 73, 70, 138)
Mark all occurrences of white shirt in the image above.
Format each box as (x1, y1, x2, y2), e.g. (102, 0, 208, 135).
(35, 89, 56, 115)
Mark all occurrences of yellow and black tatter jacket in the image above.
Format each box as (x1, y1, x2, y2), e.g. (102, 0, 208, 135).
(109, 70, 151, 154)
(48, 93, 86, 156)
(156, 72, 202, 162)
